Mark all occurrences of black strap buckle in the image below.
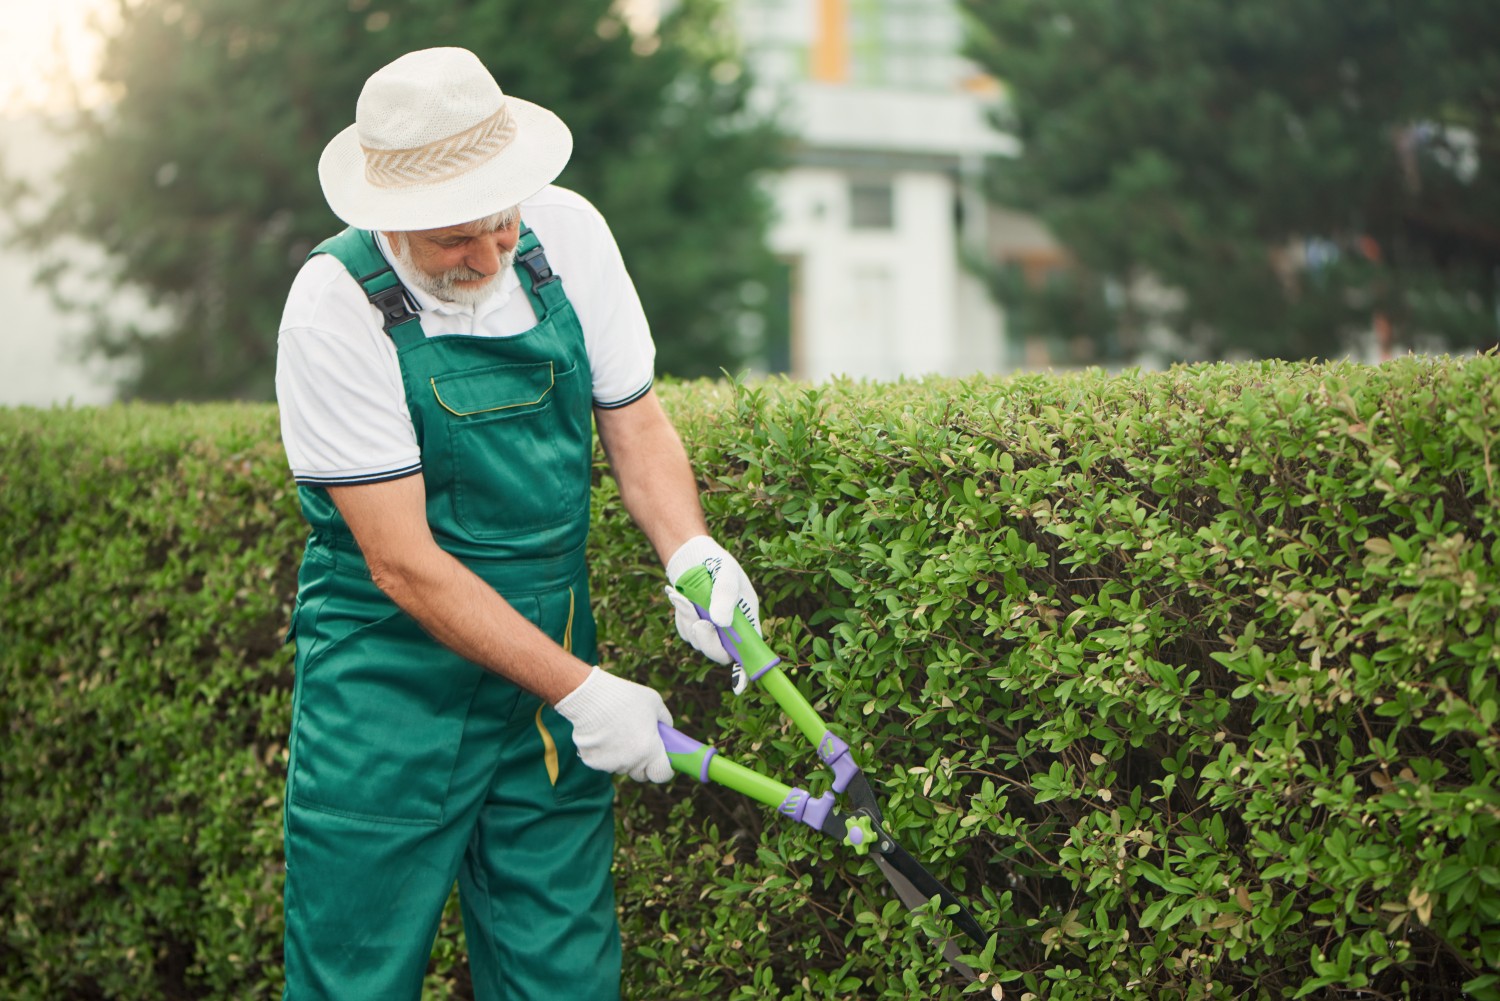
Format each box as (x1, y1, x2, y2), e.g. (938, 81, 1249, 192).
(516, 245, 559, 290)
(369, 284, 419, 333)
(358, 266, 419, 334)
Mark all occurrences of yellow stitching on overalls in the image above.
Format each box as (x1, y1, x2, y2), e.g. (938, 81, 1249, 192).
(430, 363, 555, 416)
(532, 588, 575, 788)
(534, 704, 560, 787)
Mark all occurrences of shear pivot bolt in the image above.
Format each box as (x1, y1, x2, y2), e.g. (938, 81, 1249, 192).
(844, 816, 876, 855)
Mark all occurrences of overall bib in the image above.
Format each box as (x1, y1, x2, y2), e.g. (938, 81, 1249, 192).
(282, 228, 619, 1000)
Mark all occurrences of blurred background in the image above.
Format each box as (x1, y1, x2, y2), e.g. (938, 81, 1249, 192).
(1, 0, 1496, 406)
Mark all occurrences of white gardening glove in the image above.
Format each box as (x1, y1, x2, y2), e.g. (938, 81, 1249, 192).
(663, 535, 761, 695)
(554, 667, 674, 783)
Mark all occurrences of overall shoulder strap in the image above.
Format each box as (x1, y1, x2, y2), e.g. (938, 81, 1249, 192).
(513, 225, 568, 320)
(309, 228, 425, 349)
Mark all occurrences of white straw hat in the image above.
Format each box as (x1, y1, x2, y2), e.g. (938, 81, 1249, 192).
(318, 47, 572, 232)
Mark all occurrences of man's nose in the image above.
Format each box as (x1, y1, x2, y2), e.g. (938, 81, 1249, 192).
(466, 233, 516, 277)
(465, 240, 500, 277)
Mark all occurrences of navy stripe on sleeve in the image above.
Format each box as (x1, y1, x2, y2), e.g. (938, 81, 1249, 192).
(594, 379, 653, 410)
(293, 463, 423, 487)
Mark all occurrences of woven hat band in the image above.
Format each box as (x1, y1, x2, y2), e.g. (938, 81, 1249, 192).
(361, 105, 518, 190)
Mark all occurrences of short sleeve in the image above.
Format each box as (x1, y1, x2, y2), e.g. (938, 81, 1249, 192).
(526, 188, 657, 408)
(275, 257, 421, 485)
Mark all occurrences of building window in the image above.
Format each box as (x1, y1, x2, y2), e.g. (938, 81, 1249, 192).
(849, 181, 895, 229)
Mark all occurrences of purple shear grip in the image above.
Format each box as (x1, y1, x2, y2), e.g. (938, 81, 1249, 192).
(801, 792, 835, 832)
(694, 600, 782, 682)
(692, 600, 744, 661)
(818, 732, 859, 793)
(658, 726, 702, 756)
(747, 654, 782, 683)
(658, 725, 718, 784)
(715, 622, 744, 662)
(781, 788, 835, 833)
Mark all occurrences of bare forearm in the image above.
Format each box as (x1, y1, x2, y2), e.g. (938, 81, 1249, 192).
(615, 437, 707, 563)
(597, 394, 709, 564)
(371, 547, 590, 704)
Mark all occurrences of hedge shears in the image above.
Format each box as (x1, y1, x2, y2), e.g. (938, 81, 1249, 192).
(659, 565, 989, 979)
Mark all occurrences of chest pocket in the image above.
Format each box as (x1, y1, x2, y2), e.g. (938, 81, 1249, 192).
(431, 359, 588, 540)
(432, 359, 556, 416)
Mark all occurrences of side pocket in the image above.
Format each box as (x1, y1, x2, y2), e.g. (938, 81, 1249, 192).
(289, 608, 484, 826)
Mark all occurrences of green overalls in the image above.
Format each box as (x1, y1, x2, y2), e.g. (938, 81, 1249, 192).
(282, 227, 620, 1000)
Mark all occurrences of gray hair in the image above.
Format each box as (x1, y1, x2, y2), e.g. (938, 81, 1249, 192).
(479, 204, 521, 232)
(390, 204, 520, 253)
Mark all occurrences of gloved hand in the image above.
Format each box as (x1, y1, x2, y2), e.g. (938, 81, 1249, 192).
(554, 666, 674, 783)
(663, 535, 761, 695)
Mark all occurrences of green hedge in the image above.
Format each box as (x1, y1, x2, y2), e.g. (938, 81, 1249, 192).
(4, 355, 1500, 999)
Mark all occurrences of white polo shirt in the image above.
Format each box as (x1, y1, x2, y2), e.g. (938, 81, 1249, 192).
(276, 185, 655, 486)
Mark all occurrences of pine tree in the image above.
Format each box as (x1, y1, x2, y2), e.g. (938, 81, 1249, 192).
(6, 0, 781, 399)
(961, 0, 1500, 361)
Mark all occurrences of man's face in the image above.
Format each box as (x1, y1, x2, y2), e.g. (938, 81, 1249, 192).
(386, 211, 521, 308)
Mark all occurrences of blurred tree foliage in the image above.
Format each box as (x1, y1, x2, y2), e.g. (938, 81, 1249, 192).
(3, 0, 781, 400)
(962, 0, 1500, 362)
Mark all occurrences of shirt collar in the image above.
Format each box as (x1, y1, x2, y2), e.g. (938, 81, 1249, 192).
(375, 231, 518, 318)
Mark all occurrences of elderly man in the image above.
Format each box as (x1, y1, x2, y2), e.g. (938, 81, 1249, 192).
(275, 47, 759, 1000)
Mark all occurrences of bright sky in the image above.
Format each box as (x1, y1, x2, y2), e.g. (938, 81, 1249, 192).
(0, 0, 112, 113)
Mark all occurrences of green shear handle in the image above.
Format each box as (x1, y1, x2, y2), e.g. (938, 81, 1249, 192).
(659, 564, 868, 845)
(665, 564, 861, 790)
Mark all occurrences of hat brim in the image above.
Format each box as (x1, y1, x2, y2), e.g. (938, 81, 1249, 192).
(318, 97, 573, 232)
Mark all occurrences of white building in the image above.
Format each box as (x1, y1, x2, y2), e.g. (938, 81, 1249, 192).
(729, 0, 1045, 380)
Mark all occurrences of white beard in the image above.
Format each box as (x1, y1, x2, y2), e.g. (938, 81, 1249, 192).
(391, 240, 517, 309)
